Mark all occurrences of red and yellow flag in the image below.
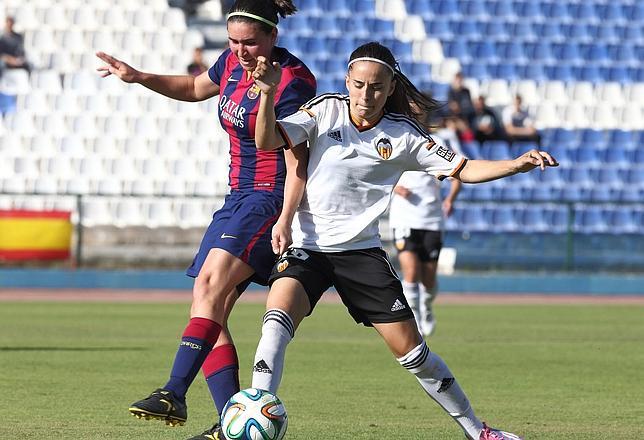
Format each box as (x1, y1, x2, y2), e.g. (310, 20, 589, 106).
(0, 210, 72, 260)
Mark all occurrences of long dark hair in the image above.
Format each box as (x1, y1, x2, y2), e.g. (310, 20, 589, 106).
(348, 42, 441, 124)
(227, 0, 297, 34)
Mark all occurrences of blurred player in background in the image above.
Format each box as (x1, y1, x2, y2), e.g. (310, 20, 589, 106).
(389, 148, 461, 336)
(96, 1, 315, 439)
(250, 41, 557, 440)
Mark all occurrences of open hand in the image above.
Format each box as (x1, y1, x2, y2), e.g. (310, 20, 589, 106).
(96, 51, 140, 83)
(252, 56, 281, 94)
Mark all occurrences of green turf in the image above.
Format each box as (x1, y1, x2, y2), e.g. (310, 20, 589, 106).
(1, 301, 643, 439)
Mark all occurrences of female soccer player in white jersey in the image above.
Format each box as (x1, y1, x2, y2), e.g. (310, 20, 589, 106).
(389, 117, 463, 337)
(249, 42, 557, 440)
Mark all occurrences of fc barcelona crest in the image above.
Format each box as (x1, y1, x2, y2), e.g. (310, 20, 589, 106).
(247, 84, 261, 99)
(375, 137, 393, 160)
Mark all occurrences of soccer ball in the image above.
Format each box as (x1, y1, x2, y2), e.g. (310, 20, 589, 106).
(220, 388, 288, 440)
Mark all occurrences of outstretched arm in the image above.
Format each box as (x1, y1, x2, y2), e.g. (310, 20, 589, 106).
(272, 143, 308, 255)
(96, 51, 219, 102)
(455, 149, 557, 184)
(252, 56, 287, 151)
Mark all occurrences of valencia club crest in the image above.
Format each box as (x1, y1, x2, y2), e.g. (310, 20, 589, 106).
(375, 137, 393, 160)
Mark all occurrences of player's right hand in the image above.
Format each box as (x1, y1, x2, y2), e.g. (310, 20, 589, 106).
(96, 51, 140, 83)
(252, 56, 282, 94)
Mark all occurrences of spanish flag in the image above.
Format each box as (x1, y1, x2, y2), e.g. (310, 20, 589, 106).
(0, 210, 72, 260)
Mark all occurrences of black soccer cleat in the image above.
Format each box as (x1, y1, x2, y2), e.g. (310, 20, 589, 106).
(128, 388, 188, 427)
(187, 423, 224, 440)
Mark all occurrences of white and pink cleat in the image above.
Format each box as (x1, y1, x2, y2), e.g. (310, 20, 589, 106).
(478, 423, 523, 440)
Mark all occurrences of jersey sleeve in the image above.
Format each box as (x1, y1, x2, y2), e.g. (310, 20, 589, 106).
(207, 49, 230, 85)
(275, 76, 317, 120)
(275, 95, 327, 149)
(408, 133, 468, 181)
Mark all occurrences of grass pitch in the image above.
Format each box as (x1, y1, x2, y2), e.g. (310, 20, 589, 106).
(1, 300, 643, 439)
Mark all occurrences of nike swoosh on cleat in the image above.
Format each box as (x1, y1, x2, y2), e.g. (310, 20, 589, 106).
(220, 233, 237, 239)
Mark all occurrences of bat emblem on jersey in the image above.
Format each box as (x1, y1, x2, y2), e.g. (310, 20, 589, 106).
(247, 84, 261, 99)
(375, 137, 393, 160)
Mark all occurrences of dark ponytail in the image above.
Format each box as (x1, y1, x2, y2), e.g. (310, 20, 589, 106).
(348, 42, 441, 124)
(227, 0, 297, 34)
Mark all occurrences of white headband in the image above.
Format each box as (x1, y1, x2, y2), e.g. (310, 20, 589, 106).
(347, 57, 395, 76)
(227, 11, 277, 28)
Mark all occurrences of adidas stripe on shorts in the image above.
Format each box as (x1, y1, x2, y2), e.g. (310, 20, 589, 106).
(269, 247, 415, 326)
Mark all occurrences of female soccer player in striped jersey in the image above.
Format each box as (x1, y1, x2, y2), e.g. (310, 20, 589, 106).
(249, 42, 557, 440)
(97, 1, 315, 439)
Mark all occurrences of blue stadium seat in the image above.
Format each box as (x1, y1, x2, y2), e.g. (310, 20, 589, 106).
(547, 64, 575, 81)
(541, 2, 571, 21)
(459, 0, 489, 19)
(584, 43, 610, 63)
(453, 19, 481, 39)
(499, 41, 527, 63)
(624, 3, 644, 22)
(514, 1, 543, 20)
(520, 63, 547, 81)
(519, 206, 549, 231)
(588, 187, 618, 203)
(429, 82, 450, 101)
(617, 25, 643, 43)
(525, 41, 554, 63)
(554, 42, 583, 64)
(471, 41, 499, 62)
(339, 16, 370, 37)
(487, 206, 519, 231)
(460, 141, 481, 159)
(617, 187, 643, 203)
(608, 209, 638, 234)
(461, 205, 488, 230)
(564, 23, 592, 42)
(497, 185, 525, 202)
(443, 40, 470, 62)
(390, 40, 414, 62)
(366, 18, 396, 38)
(489, 0, 514, 18)
(469, 185, 494, 201)
(493, 63, 519, 81)
(625, 168, 644, 187)
(605, 66, 632, 83)
(348, 0, 377, 17)
(462, 62, 491, 80)
(579, 129, 608, 150)
(481, 141, 512, 160)
(572, 3, 599, 21)
(574, 206, 608, 234)
(609, 130, 636, 150)
(534, 22, 564, 41)
(315, 78, 338, 94)
(435, 0, 461, 18)
(424, 19, 454, 39)
(407, 0, 436, 18)
(278, 15, 312, 35)
(311, 16, 343, 36)
(633, 149, 644, 164)
(590, 168, 621, 187)
(608, 44, 636, 64)
(321, 58, 347, 77)
(591, 24, 619, 43)
(328, 36, 358, 57)
(299, 0, 324, 15)
(320, 0, 352, 16)
(507, 21, 537, 41)
(552, 129, 579, 147)
(597, 4, 626, 22)
(563, 168, 593, 186)
(543, 206, 570, 232)
(600, 147, 629, 165)
(576, 65, 603, 82)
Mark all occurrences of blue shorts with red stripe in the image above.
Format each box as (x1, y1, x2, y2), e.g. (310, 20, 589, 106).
(186, 190, 282, 292)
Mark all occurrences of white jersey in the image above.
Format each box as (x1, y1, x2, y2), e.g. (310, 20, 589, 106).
(389, 130, 464, 231)
(277, 94, 467, 252)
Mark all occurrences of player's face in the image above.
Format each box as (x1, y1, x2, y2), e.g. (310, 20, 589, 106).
(346, 61, 395, 125)
(227, 21, 277, 71)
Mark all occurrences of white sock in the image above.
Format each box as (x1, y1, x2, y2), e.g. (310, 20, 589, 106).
(251, 309, 294, 394)
(402, 281, 421, 326)
(397, 341, 483, 439)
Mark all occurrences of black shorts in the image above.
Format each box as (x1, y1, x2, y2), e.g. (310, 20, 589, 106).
(392, 228, 443, 262)
(268, 247, 415, 327)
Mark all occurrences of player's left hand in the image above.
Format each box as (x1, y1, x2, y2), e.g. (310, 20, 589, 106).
(271, 221, 292, 255)
(252, 56, 281, 94)
(442, 199, 454, 217)
(514, 149, 558, 173)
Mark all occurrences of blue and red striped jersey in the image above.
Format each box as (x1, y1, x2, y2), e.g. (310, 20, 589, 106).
(208, 47, 316, 196)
